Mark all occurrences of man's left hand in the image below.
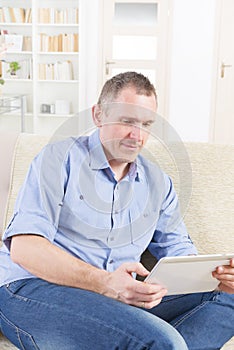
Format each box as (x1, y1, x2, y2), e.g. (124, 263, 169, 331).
(212, 257, 234, 293)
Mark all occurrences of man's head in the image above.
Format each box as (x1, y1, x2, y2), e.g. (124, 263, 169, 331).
(92, 72, 158, 174)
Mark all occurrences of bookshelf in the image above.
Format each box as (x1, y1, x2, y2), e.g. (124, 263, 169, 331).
(0, 0, 80, 135)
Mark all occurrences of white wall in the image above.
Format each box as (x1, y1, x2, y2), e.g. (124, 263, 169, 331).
(168, 0, 216, 142)
(79, 0, 103, 111)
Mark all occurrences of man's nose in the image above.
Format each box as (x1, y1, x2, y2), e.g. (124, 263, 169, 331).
(129, 124, 142, 140)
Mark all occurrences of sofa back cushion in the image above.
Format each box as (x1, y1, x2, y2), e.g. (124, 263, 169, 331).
(143, 141, 234, 254)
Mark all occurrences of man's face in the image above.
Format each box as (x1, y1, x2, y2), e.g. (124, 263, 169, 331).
(95, 87, 157, 165)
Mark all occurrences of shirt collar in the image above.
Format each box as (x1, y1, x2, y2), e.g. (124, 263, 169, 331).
(88, 129, 110, 170)
(88, 129, 141, 182)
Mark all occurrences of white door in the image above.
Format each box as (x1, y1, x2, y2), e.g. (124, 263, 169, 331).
(100, 0, 171, 116)
(211, 0, 234, 144)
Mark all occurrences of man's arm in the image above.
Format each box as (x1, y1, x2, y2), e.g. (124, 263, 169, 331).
(11, 234, 167, 308)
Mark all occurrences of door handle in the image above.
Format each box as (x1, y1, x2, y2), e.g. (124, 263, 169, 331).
(221, 62, 232, 78)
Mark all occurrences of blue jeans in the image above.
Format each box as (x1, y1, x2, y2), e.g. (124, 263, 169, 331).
(0, 278, 233, 350)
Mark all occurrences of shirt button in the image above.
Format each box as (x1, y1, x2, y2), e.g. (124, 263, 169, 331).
(79, 195, 84, 200)
(143, 213, 148, 217)
(110, 237, 115, 241)
(109, 259, 114, 264)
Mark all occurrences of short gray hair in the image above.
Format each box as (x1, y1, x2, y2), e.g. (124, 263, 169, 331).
(97, 71, 157, 105)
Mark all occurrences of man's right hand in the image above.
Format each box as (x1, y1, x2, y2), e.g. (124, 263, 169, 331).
(104, 262, 167, 309)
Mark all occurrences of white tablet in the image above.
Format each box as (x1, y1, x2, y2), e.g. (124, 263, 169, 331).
(144, 254, 233, 295)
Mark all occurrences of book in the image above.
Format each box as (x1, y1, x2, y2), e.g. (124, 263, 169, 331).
(22, 36, 32, 51)
(12, 8, 25, 23)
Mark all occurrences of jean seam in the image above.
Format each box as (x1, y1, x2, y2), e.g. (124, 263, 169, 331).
(161, 294, 186, 303)
(66, 306, 152, 349)
(172, 301, 210, 328)
(0, 311, 40, 350)
(3, 284, 54, 308)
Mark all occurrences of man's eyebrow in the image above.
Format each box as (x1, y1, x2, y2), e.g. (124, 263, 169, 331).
(143, 119, 155, 124)
(119, 116, 155, 123)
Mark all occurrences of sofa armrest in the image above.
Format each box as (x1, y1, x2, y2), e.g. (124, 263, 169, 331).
(0, 133, 19, 238)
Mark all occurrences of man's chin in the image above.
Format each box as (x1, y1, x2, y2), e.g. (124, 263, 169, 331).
(116, 152, 139, 164)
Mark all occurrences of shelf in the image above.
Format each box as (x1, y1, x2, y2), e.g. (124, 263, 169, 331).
(38, 52, 79, 55)
(5, 51, 33, 55)
(0, 22, 32, 27)
(4, 79, 32, 83)
(37, 23, 79, 27)
(38, 113, 75, 118)
(38, 80, 79, 83)
(0, 112, 33, 117)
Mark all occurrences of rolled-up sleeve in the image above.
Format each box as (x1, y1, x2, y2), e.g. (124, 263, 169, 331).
(148, 176, 197, 259)
(3, 143, 67, 251)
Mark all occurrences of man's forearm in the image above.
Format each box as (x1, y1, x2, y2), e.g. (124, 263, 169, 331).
(10, 234, 110, 294)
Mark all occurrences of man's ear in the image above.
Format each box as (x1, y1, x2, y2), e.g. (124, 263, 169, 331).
(92, 104, 102, 127)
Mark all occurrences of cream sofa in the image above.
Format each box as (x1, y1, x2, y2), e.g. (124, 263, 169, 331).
(0, 133, 233, 350)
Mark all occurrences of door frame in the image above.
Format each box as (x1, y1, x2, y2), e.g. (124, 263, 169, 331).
(209, 0, 222, 142)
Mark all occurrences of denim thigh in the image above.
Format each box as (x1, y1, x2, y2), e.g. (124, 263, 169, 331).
(148, 291, 234, 350)
(0, 278, 188, 350)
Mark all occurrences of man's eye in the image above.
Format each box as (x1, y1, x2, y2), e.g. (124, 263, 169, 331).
(143, 122, 152, 128)
(122, 119, 133, 124)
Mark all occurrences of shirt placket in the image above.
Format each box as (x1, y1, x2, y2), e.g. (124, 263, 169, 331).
(106, 181, 132, 271)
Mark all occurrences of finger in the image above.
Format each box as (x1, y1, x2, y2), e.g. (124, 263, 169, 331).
(138, 295, 165, 309)
(144, 298, 163, 309)
(120, 262, 150, 278)
(216, 257, 234, 272)
(134, 279, 166, 295)
(133, 286, 167, 307)
(214, 265, 234, 274)
(125, 262, 150, 277)
(213, 272, 234, 282)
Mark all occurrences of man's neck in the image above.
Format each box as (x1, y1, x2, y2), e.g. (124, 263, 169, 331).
(109, 161, 130, 182)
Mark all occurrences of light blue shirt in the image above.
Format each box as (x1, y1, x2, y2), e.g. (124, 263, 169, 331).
(0, 130, 197, 286)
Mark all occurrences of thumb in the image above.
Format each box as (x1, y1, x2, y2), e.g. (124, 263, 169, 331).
(122, 262, 150, 277)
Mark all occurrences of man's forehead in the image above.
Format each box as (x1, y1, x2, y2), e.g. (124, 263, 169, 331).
(103, 102, 156, 121)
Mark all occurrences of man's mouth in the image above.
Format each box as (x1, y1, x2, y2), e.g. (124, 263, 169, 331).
(120, 142, 141, 150)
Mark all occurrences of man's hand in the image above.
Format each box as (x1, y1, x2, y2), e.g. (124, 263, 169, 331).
(212, 258, 234, 294)
(104, 262, 167, 308)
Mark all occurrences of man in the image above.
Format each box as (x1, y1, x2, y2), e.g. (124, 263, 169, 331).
(0, 72, 233, 350)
